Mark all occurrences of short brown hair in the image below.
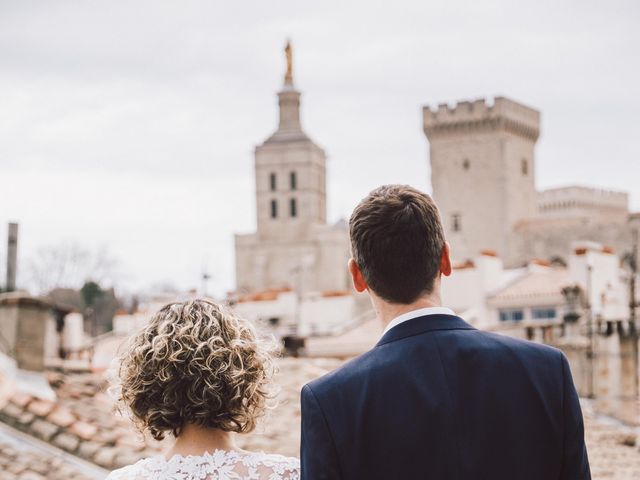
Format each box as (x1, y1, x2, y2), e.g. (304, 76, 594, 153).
(349, 185, 445, 304)
(114, 299, 275, 441)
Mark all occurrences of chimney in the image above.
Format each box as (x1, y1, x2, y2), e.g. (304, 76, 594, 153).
(6, 223, 18, 292)
(0, 295, 69, 372)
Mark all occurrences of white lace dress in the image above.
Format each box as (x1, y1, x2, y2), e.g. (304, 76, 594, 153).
(105, 450, 300, 480)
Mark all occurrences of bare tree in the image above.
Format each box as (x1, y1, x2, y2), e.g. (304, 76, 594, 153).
(26, 243, 120, 294)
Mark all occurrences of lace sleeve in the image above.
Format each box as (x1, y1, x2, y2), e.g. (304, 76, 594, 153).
(266, 457, 300, 480)
(279, 466, 300, 480)
(285, 466, 300, 479)
(245, 453, 300, 480)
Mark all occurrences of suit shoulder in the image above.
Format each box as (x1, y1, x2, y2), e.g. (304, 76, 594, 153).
(466, 329, 565, 366)
(305, 348, 381, 396)
(479, 329, 562, 353)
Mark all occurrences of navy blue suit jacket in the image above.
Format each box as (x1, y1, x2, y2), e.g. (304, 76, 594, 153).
(300, 315, 590, 479)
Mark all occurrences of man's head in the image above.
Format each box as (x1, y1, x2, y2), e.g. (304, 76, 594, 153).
(348, 184, 450, 304)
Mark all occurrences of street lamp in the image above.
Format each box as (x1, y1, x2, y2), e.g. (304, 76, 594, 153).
(562, 285, 583, 324)
(561, 284, 585, 343)
(283, 254, 315, 357)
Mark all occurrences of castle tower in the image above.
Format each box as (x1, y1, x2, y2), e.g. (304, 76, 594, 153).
(235, 42, 349, 295)
(255, 40, 327, 240)
(423, 97, 540, 264)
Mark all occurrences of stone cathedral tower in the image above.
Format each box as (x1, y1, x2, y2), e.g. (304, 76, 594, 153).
(423, 97, 540, 264)
(235, 42, 350, 294)
(254, 42, 327, 240)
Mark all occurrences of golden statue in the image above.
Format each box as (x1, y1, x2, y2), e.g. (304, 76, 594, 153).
(284, 40, 293, 84)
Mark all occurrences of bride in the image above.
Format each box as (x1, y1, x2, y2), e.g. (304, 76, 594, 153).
(106, 299, 299, 479)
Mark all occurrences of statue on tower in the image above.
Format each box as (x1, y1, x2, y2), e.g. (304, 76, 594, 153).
(284, 40, 293, 85)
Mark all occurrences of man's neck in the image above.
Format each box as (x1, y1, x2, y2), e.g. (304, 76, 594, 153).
(372, 293, 443, 332)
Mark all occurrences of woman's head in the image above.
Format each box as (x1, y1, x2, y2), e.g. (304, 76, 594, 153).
(115, 299, 275, 441)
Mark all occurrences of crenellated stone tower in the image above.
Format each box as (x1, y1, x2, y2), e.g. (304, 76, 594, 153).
(235, 42, 350, 294)
(423, 97, 540, 264)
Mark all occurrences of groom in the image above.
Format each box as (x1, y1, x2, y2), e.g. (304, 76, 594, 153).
(300, 185, 590, 479)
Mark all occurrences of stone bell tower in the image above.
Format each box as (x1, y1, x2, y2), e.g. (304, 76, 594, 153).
(423, 97, 540, 264)
(235, 42, 349, 295)
(254, 40, 327, 241)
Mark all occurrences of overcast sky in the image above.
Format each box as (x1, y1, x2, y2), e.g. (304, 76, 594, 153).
(1, 0, 639, 296)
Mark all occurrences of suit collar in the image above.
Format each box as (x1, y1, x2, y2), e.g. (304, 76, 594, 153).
(375, 314, 475, 347)
(382, 306, 457, 335)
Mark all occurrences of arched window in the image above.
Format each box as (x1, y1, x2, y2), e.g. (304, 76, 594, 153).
(290, 171, 297, 190)
(521, 159, 528, 176)
(290, 198, 297, 217)
(270, 173, 277, 191)
(270, 200, 277, 218)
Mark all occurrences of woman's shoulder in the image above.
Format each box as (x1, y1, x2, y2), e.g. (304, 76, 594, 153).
(105, 451, 299, 480)
(248, 451, 300, 470)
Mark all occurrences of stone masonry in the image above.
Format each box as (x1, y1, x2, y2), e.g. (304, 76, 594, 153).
(234, 45, 351, 295)
(423, 96, 638, 268)
(424, 97, 540, 263)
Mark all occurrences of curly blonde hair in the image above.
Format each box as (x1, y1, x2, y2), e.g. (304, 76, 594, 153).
(115, 299, 275, 441)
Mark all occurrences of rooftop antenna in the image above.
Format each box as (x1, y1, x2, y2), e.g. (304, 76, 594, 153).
(201, 261, 212, 298)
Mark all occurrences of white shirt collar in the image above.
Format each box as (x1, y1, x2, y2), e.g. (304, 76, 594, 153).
(382, 306, 457, 336)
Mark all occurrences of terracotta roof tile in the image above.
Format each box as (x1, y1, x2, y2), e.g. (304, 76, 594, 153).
(69, 421, 98, 441)
(47, 407, 76, 428)
(27, 399, 55, 417)
(0, 436, 99, 480)
(9, 392, 32, 409)
(0, 369, 156, 470)
(30, 419, 59, 442)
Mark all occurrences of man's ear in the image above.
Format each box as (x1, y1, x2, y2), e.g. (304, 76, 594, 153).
(440, 242, 452, 277)
(348, 258, 368, 293)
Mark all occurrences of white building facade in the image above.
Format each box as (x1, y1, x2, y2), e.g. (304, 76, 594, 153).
(441, 241, 631, 330)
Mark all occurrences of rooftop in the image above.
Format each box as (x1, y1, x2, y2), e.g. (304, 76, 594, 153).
(0, 422, 106, 480)
(0, 368, 165, 471)
(0, 356, 638, 478)
(488, 266, 569, 305)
